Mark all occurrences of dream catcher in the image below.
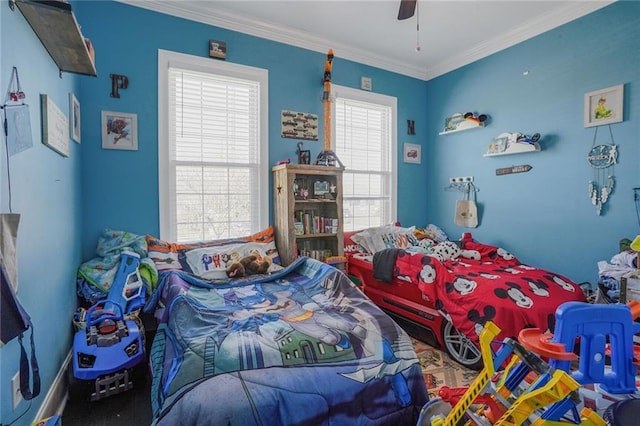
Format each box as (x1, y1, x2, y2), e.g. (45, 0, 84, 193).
(587, 125, 617, 215)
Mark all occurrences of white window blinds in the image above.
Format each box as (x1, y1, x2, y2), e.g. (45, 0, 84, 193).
(334, 86, 397, 231)
(159, 50, 268, 242)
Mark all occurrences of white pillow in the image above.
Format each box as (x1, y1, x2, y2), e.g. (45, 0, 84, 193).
(352, 225, 418, 254)
(184, 242, 281, 280)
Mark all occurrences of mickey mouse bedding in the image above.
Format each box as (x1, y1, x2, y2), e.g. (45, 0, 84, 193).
(144, 256, 428, 425)
(348, 228, 586, 345)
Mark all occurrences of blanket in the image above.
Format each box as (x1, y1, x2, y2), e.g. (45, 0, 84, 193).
(144, 257, 428, 425)
(375, 236, 586, 343)
(77, 229, 157, 303)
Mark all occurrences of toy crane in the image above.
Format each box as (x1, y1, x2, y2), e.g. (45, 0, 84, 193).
(315, 49, 343, 167)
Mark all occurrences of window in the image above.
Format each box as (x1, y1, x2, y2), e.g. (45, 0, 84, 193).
(333, 85, 397, 231)
(158, 50, 268, 242)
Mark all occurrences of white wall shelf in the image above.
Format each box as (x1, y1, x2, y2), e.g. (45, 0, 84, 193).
(439, 121, 485, 135)
(484, 142, 541, 157)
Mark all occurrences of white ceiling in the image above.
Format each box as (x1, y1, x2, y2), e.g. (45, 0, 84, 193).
(122, 0, 614, 80)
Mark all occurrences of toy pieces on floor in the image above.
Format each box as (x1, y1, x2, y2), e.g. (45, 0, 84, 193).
(424, 320, 606, 426)
(226, 254, 272, 278)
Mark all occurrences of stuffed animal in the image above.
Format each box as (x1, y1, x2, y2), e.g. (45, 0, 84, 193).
(226, 254, 272, 278)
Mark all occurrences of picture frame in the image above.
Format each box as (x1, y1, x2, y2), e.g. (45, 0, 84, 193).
(584, 84, 624, 128)
(69, 93, 81, 143)
(281, 110, 318, 140)
(40, 94, 69, 157)
(313, 180, 330, 197)
(209, 40, 227, 60)
(403, 142, 421, 164)
(298, 150, 311, 165)
(101, 111, 138, 150)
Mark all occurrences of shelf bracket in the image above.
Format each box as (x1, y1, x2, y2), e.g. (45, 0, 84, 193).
(8, 0, 15, 11)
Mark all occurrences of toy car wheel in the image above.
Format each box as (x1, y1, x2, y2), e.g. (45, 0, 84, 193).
(603, 399, 640, 425)
(67, 361, 90, 402)
(441, 321, 483, 370)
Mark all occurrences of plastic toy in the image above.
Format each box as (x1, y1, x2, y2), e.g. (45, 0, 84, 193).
(517, 132, 541, 144)
(464, 112, 487, 123)
(519, 301, 640, 394)
(69, 251, 146, 401)
(419, 320, 606, 425)
(315, 49, 343, 167)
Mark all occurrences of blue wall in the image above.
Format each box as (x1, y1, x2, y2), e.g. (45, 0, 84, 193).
(0, 3, 83, 425)
(1, 1, 638, 424)
(423, 0, 639, 285)
(73, 1, 428, 260)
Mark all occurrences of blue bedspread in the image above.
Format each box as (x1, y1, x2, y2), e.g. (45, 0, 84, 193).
(145, 257, 428, 425)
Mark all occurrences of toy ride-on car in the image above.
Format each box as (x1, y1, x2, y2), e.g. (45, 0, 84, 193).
(68, 251, 147, 402)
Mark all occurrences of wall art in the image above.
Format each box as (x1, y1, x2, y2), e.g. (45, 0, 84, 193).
(41, 94, 69, 157)
(69, 93, 81, 143)
(584, 84, 623, 128)
(403, 142, 421, 164)
(209, 40, 227, 60)
(281, 110, 318, 140)
(101, 111, 137, 150)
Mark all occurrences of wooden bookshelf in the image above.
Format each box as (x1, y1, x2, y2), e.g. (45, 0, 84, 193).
(272, 164, 344, 267)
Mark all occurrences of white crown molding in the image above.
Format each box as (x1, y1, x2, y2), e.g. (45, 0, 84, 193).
(117, 0, 614, 81)
(424, 1, 615, 81)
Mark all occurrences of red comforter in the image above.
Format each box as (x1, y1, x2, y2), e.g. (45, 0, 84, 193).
(387, 235, 586, 343)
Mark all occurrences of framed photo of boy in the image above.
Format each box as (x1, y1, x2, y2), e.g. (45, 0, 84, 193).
(101, 111, 138, 150)
(69, 93, 81, 143)
(584, 84, 623, 128)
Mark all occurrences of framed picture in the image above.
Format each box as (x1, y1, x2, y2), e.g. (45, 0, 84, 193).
(403, 142, 421, 164)
(69, 93, 81, 143)
(40, 94, 69, 157)
(209, 40, 227, 60)
(298, 150, 310, 165)
(584, 84, 624, 128)
(101, 111, 138, 150)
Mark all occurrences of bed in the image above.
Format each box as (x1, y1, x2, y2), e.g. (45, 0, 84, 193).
(143, 229, 428, 425)
(345, 225, 587, 369)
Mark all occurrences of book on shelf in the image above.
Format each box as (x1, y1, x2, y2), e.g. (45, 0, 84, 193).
(294, 209, 338, 235)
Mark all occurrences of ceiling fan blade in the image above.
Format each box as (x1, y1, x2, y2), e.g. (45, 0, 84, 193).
(397, 0, 417, 20)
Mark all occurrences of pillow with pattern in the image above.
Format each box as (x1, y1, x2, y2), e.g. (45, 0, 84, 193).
(146, 227, 281, 279)
(344, 230, 368, 255)
(351, 225, 419, 254)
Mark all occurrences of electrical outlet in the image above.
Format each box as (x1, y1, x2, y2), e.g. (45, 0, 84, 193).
(12, 371, 22, 409)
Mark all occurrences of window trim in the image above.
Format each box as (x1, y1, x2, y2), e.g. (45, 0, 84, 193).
(158, 49, 269, 241)
(332, 84, 398, 226)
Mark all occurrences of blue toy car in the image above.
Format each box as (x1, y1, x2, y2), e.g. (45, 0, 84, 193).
(69, 251, 147, 401)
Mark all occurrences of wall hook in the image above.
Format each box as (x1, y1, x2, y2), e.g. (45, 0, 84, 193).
(110, 74, 129, 98)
